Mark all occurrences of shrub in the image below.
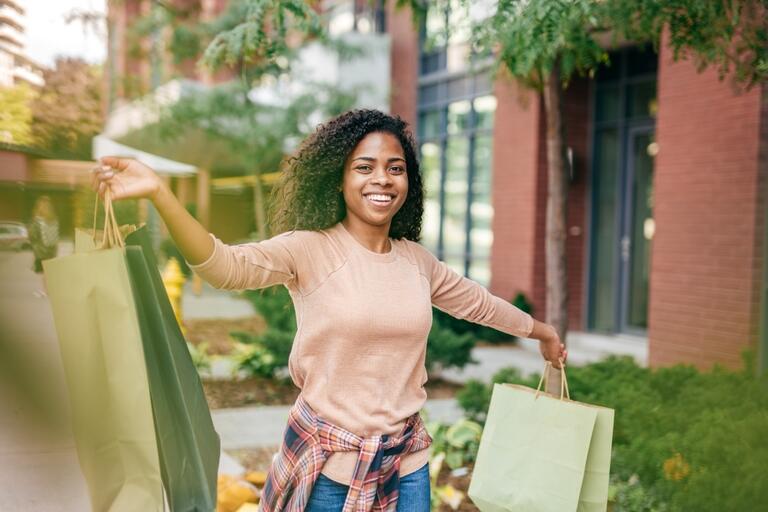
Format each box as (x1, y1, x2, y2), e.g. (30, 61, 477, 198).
(243, 286, 296, 332)
(456, 354, 768, 511)
(426, 314, 476, 374)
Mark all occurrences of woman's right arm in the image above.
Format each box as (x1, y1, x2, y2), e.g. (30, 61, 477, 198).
(93, 156, 213, 265)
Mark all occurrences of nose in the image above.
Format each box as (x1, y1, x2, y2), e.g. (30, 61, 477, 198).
(371, 166, 392, 186)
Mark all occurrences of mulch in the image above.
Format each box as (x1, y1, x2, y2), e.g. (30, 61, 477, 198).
(184, 316, 266, 355)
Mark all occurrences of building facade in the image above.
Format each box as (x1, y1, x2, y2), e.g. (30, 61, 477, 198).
(0, 0, 43, 88)
(386, 2, 767, 371)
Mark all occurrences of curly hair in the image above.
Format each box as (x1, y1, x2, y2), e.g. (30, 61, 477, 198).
(267, 109, 424, 241)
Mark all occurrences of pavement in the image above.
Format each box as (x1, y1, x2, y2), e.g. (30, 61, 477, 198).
(0, 242, 647, 510)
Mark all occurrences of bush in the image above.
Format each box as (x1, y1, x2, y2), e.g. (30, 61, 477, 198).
(426, 313, 476, 374)
(456, 354, 768, 511)
(243, 286, 296, 332)
(233, 286, 297, 378)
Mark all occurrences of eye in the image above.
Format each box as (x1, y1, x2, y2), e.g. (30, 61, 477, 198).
(355, 165, 372, 172)
(390, 166, 405, 173)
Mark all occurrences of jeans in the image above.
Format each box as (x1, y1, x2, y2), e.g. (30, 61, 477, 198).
(305, 463, 431, 511)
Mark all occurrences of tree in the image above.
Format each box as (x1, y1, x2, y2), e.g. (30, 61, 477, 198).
(151, 79, 356, 238)
(0, 83, 36, 145)
(126, 0, 360, 238)
(30, 57, 104, 159)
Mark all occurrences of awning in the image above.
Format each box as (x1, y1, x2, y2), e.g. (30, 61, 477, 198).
(92, 135, 197, 176)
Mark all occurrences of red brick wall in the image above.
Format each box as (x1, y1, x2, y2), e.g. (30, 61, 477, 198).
(489, 74, 590, 331)
(649, 35, 766, 369)
(386, 0, 418, 127)
(0, 150, 28, 181)
(489, 73, 542, 308)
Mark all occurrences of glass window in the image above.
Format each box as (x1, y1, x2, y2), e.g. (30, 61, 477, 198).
(447, 100, 471, 135)
(469, 134, 494, 286)
(595, 84, 620, 123)
(589, 128, 620, 332)
(474, 95, 496, 131)
(419, 109, 442, 140)
(627, 80, 657, 119)
(443, 136, 469, 266)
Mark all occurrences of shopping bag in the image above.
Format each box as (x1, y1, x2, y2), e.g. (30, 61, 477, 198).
(124, 225, 220, 511)
(43, 198, 164, 511)
(468, 362, 614, 512)
(45, 191, 220, 511)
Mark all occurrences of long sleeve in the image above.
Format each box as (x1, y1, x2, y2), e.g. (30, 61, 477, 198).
(416, 244, 534, 339)
(186, 231, 301, 292)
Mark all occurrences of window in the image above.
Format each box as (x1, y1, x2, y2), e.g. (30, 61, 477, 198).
(417, 2, 496, 286)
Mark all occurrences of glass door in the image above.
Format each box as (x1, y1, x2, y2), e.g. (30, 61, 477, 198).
(620, 128, 655, 332)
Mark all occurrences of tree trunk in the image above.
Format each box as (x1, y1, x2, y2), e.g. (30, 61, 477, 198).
(542, 60, 569, 395)
(253, 171, 268, 240)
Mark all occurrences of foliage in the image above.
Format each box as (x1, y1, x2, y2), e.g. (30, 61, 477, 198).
(154, 79, 356, 176)
(29, 57, 104, 159)
(427, 417, 483, 470)
(186, 341, 211, 372)
(436, 0, 768, 89)
(200, 0, 323, 75)
(243, 286, 296, 332)
(426, 314, 477, 375)
(457, 354, 768, 511)
(232, 286, 296, 378)
(0, 83, 36, 145)
(603, 0, 768, 86)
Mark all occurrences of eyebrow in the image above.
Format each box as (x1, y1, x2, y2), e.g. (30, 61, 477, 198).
(352, 156, 406, 163)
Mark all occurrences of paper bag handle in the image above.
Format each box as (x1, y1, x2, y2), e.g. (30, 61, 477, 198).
(91, 187, 124, 249)
(534, 359, 570, 401)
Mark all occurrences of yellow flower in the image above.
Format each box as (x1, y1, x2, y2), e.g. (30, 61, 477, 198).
(663, 452, 691, 481)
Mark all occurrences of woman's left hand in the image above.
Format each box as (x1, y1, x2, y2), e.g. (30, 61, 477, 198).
(533, 321, 567, 369)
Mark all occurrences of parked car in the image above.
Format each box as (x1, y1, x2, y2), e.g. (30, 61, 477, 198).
(0, 221, 31, 251)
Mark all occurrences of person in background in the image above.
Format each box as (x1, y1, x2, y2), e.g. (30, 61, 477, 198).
(28, 195, 59, 296)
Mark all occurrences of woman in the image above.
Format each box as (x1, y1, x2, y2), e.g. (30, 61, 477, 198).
(28, 195, 59, 276)
(92, 109, 566, 512)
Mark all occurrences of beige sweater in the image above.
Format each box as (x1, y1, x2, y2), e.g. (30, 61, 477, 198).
(188, 221, 534, 484)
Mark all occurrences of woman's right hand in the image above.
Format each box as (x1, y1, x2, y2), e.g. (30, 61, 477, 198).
(91, 156, 164, 202)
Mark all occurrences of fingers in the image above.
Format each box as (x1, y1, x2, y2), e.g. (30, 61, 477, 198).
(99, 156, 130, 171)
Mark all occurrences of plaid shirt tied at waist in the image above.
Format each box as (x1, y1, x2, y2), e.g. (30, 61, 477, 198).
(259, 395, 433, 512)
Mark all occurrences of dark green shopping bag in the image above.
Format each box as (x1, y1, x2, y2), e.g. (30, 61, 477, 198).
(124, 226, 220, 512)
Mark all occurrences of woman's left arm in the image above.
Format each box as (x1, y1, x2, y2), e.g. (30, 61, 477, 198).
(419, 244, 567, 368)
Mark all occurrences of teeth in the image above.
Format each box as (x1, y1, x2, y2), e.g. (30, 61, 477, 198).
(366, 194, 392, 202)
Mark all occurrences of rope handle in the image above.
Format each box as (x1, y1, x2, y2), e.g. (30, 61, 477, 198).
(534, 358, 570, 401)
(91, 187, 124, 249)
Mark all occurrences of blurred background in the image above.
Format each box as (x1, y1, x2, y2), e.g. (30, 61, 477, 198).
(1, 1, 766, 511)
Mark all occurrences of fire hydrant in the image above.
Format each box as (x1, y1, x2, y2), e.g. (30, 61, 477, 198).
(162, 257, 186, 332)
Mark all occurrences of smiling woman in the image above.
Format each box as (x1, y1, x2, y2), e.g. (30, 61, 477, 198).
(92, 108, 565, 512)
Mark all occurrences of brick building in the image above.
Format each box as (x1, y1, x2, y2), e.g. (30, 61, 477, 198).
(104, 1, 767, 371)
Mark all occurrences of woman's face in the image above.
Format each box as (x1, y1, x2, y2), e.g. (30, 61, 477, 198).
(341, 131, 409, 229)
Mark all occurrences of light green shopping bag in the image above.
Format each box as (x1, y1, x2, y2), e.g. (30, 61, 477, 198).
(43, 198, 164, 511)
(468, 362, 614, 512)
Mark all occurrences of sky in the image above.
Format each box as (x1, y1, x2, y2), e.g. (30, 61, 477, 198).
(23, 0, 107, 68)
